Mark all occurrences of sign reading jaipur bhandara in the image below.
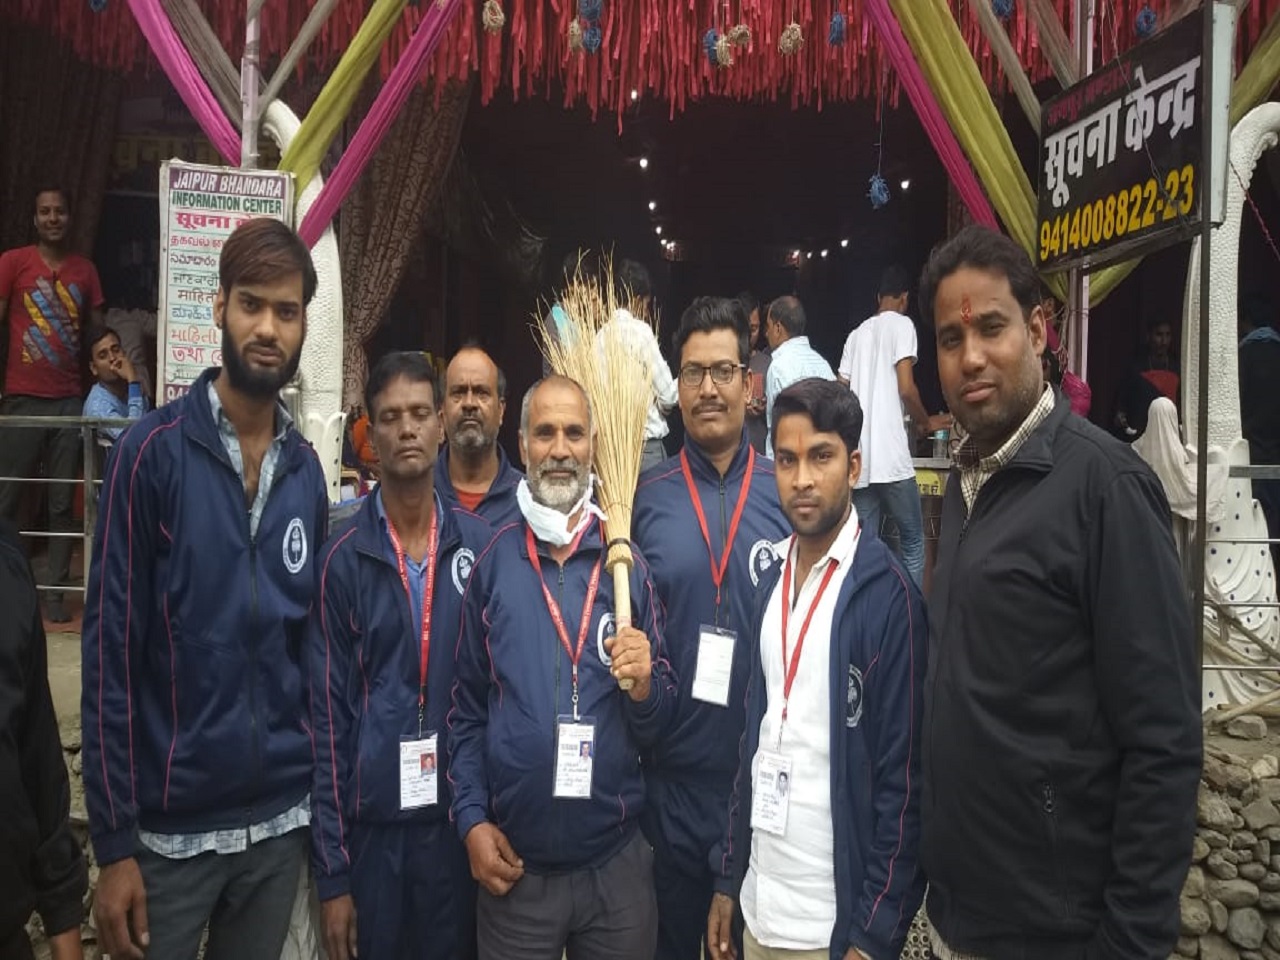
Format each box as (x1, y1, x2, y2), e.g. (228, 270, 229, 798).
(157, 161, 294, 403)
(1037, 14, 1204, 273)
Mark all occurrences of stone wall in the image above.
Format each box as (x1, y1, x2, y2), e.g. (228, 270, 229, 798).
(1182, 716, 1280, 960)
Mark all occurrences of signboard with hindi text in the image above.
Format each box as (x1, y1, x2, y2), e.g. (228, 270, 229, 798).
(1037, 14, 1203, 272)
(157, 161, 294, 403)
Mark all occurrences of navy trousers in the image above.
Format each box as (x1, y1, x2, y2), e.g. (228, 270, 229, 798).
(350, 819, 477, 960)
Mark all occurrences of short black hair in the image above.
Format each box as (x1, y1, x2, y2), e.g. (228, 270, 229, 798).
(85, 325, 120, 354)
(736, 291, 760, 319)
(767, 296, 806, 337)
(672, 296, 751, 365)
(34, 185, 71, 215)
(918, 225, 1039, 328)
(771, 378, 864, 458)
(451, 342, 508, 400)
(617, 259, 652, 302)
(364, 351, 441, 419)
(878, 265, 910, 298)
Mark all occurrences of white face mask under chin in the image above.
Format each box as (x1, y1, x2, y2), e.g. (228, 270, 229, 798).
(517, 476, 607, 546)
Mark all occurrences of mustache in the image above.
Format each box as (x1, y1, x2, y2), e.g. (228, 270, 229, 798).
(536, 456, 585, 478)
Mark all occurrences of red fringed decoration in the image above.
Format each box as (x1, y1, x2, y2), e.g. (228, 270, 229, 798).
(8, 0, 1279, 123)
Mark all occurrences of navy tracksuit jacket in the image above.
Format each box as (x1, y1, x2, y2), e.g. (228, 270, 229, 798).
(81, 367, 329, 865)
(436, 446, 523, 529)
(449, 516, 677, 874)
(632, 437, 789, 957)
(309, 491, 492, 960)
(713, 533, 928, 960)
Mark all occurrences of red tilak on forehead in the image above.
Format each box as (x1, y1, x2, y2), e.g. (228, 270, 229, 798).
(961, 296, 973, 325)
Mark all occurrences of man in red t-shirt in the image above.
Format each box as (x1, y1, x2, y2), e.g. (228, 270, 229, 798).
(0, 187, 105, 622)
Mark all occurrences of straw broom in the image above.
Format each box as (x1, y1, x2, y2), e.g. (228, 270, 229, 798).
(537, 256, 653, 690)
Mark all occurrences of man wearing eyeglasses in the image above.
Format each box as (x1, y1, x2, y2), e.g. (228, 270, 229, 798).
(634, 297, 790, 960)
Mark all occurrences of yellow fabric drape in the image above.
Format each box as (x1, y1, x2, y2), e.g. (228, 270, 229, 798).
(892, 0, 1280, 305)
(1232, 11, 1280, 126)
(888, 0, 1125, 302)
(277, 0, 407, 193)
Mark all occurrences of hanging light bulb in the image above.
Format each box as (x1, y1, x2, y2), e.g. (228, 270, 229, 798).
(639, 157, 650, 170)
(630, 89, 639, 101)
(821, 249, 829, 258)
(648, 201, 657, 211)
(900, 179, 911, 191)
(655, 226, 663, 235)
(840, 239, 849, 248)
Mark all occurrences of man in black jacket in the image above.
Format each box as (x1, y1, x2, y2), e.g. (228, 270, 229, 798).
(917, 226, 1201, 960)
(0, 519, 87, 960)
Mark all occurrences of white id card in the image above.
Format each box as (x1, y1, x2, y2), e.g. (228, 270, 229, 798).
(554, 716, 596, 799)
(751, 750, 793, 836)
(399, 734, 439, 810)
(691, 625, 735, 707)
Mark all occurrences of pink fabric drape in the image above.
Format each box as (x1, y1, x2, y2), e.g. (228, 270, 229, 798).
(863, 0, 998, 230)
(125, 0, 241, 163)
(299, 0, 463, 245)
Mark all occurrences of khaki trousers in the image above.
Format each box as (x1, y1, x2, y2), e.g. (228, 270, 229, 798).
(743, 926, 828, 960)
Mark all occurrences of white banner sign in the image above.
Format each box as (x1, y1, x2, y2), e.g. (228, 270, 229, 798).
(157, 161, 294, 403)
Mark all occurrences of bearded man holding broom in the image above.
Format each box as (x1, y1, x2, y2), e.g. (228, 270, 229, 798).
(449, 372, 677, 960)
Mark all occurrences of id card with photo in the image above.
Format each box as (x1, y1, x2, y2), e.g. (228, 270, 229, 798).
(554, 716, 596, 799)
(691, 625, 735, 707)
(400, 733, 439, 810)
(751, 750, 793, 836)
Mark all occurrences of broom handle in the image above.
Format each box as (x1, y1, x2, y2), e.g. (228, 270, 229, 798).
(612, 562, 636, 691)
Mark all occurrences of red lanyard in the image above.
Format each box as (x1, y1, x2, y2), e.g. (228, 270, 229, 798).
(385, 509, 439, 733)
(680, 446, 755, 609)
(779, 543, 841, 729)
(526, 525, 603, 720)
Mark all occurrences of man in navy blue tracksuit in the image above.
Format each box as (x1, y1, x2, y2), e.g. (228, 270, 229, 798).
(82, 219, 329, 960)
(634, 296, 789, 960)
(437, 346, 522, 526)
(449, 375, 677, 960)
(310, 353, 491, 960)
(709, 379, 926, 960)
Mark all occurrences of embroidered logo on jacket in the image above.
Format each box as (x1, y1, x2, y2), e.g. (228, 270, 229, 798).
(452, 548, 475, 595)
(597, 612, 616, 666)
(748, 539, 779, 586)
(846, 664, 864, 729)
(283, 518, 308, 574)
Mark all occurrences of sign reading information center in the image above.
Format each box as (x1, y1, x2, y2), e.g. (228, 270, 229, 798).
(1037, 14, 1203, 272)
(157, 161, 294, 403)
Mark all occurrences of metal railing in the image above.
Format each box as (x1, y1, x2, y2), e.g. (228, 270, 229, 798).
(0, 414, 135, 597)
(1201, 461, 1280, 677)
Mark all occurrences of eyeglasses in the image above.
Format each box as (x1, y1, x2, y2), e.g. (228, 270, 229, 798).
(679, 362, 745, 387)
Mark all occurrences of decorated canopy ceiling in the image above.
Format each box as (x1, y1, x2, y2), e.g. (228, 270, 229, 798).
(13, 0, 1280, 120)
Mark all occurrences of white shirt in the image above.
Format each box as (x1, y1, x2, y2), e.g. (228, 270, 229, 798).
(597, 308, 677, 441)
(741, 505, 862, 950)
(838, 310, 917, 487)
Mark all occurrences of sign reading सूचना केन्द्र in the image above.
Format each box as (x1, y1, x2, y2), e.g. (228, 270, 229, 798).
(1037, 13, 1204, 273)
